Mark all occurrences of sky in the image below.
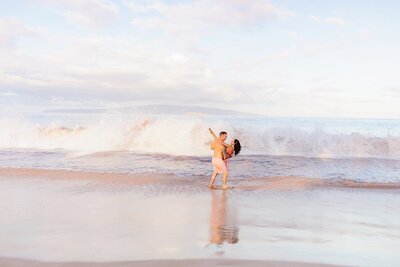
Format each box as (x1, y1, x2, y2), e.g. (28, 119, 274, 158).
(0, 0, 399, 118)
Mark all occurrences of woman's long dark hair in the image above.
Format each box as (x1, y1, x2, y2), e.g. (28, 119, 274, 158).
(234, 139, 242, 156)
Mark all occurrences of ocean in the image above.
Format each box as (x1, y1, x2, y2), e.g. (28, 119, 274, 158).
(1, 110, 400, 183)
(1, 109, 400, 266)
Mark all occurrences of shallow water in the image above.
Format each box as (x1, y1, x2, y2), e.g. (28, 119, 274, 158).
(1, 150, 400, 183)
(0, 170, 399, 267)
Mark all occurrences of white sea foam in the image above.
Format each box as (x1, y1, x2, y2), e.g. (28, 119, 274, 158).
(1, 114, 400, 159)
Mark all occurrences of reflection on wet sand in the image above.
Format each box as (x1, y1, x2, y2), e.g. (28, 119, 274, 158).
(1, 168, 400, 266)
(209, 190, 239, 247)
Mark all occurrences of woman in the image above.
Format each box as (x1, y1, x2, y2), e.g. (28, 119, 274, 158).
(224, 139, 242, 170)
(225, 138, 242, 159)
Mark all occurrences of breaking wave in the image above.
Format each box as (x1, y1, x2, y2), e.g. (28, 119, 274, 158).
(1, 114, 400, 160)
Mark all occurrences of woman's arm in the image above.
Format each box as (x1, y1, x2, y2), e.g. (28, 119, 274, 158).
(208, 128, 233, 148)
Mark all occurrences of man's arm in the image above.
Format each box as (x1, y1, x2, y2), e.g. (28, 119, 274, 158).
(208, 128, 218, 139)
(220, 141, 232, 148)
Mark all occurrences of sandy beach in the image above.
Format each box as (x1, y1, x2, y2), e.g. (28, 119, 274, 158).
(0, 258, 344, 267)
(1, 167, 400, 267)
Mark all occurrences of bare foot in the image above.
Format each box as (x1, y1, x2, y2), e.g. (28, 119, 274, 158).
(222, 185, 227, 190)
(208, 184, 215, 189)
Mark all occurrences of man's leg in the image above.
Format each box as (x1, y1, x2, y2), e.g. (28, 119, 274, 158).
(209, 172, 218, 189)
(222, 172, 228, 190)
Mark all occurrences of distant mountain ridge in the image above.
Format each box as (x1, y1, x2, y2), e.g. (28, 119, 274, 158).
(45, 104, 261, 116)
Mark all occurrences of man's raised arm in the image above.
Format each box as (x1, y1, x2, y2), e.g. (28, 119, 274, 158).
(208, 128, 218, 139)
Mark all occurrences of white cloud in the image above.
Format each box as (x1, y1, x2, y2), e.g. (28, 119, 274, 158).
(0, 31, 290, 109)
(38, 0, 118, 30)
(308, 15, 346, 26)
(303, 43, 337, 55)
(0, 34, 221, 103)
(0, 17, 42, 48)
(127, 0, 291, 34)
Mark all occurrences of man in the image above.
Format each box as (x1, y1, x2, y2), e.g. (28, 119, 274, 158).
(208, 128, 234, 190)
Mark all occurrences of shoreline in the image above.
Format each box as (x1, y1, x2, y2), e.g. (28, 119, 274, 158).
(1, 167, 400, 191)
(0, 258, 347, 267)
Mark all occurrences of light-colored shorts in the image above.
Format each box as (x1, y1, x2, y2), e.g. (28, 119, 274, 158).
(212, 157, 228, 174)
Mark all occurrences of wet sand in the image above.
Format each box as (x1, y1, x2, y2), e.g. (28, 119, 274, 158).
(2, 167, 400, 191)
(0, 257, 343, 267)
(1, 167, 400, 267)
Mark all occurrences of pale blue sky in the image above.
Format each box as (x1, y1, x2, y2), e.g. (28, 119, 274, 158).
(0, 0, 399, 118)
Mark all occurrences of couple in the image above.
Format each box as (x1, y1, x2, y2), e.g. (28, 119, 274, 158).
(208, 128, 241, 190)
